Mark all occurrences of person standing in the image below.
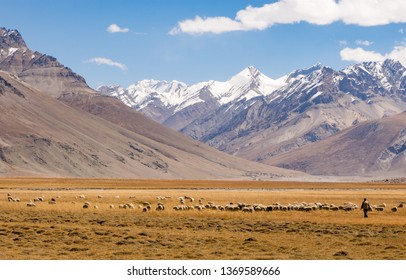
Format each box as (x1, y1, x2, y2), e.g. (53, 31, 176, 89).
(361, 198, 371, 218)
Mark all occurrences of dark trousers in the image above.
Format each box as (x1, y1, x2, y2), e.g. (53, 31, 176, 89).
(363, 209, 368, 217)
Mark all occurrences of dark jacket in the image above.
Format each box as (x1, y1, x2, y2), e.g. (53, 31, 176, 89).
(361, 200, 370, 210)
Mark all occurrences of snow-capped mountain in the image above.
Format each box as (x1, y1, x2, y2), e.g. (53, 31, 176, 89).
(100, 58, 406, 176)
(181, 59, 406, 162)
(99, 66, 287, 129)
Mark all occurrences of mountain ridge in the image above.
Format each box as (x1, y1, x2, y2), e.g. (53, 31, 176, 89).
(0, 27, 302, 180)
(0, 27, 94, 97)
(101, 59, 406, 177)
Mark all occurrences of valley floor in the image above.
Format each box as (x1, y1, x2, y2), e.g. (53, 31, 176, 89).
(0, 179, 405, 260)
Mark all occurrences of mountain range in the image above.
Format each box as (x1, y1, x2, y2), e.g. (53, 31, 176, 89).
(0, 27, 300, 179)
(2, 26, 405, 179)
(101, 59, 406, 177)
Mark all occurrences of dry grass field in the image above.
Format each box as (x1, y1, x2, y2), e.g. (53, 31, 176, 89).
(0, 178, 405, 260)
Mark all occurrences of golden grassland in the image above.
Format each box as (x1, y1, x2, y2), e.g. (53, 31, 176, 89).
(0, 178, 405, 260)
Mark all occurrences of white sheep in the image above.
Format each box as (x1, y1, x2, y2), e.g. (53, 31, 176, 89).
(242, 206, 254, 212)
(26, 201, 36, 207)
(156, 204, 165, 211)
(126, 203, 135, 209)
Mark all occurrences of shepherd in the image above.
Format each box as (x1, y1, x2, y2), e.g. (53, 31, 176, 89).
(360, 198, 371, 218)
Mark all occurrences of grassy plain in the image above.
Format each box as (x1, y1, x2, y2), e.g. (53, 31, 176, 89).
(0, 178, 405, 260)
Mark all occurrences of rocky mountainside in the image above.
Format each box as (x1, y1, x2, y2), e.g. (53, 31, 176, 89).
(0, 27, 94, 97)
(266, 111, 406, 177)
(98, 66, 287, 130)
(102, 59, 406, 177)
(0, 70, 301, 179)
(186, 60, 406, 160)
(0, 27, 301, 179)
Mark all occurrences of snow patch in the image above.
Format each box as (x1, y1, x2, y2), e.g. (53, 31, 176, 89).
(310, 91, 323, 101)
(7, 47, 19, 56)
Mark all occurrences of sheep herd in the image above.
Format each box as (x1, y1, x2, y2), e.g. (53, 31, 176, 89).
(4, 193, 404, 215)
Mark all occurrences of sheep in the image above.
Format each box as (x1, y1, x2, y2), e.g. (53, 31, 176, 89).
(142, 207, 149, 212)
(254, 204, 266, 211)
(114, 195, 120, 199)
(26, 201, 36, 207)
(93, 205, 99, 209)
(398, 203, 404, 208)
(97, 195, 103, 198)
(225, 204, 240, 211)
(126, 203, 135, 209)
(194, 205, 204, 211)
(184, 196, 194, 202)
(242, 206, 254, 213)
(179, 197, 185, 204)
(83, 202, 91, 209)
(78, 194, 86, 199)
(391, 207, 398, 212)
(374, 206, 385, 211)
(119, 204, 127, 209)
(7, 195, 20, 202)
(33, 197, 44, 202)
(109, 204, 115, 209)
(48, 198, 56, 204)
(265, 205, 274, 212)
(156, 203, 165, 211)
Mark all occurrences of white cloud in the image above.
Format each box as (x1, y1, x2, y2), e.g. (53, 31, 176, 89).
(107, 24, 129, 33)
(169, 16, 245, 35)
(84, 57, 127, 70)
(399, 28, 404, 34)
(340, 47, 384, 63)
(340, 45, 406, 66)
(356, 40, 373, 46)
(170, 0, 406, 35)
(339, 40, 348, 47)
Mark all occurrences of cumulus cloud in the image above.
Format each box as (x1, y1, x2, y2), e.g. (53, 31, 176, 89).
(84, 57, 127, 70)
(107, 23, 129, 33)
(340, 45, 406, 66)
(356, 40, 373, 46)
(170, 0, 406, 35)
(340, 47, 384, 63)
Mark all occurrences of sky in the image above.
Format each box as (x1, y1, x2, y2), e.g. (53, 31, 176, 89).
(2, 0, 406, 89)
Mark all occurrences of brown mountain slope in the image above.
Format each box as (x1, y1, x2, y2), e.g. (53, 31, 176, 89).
(57, 92, 305, 179)
(0, 71, 300, 179)
(266, 112, 406, 177)
(0, 28, 94, 97)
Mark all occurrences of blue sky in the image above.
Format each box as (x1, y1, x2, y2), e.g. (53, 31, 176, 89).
(2, 0, 406, 88)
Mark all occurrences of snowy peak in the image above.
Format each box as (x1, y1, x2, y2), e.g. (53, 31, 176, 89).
(287, 63, 324, 81)
(101, 66, 288, 114)
(231, 66, 261, 82)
